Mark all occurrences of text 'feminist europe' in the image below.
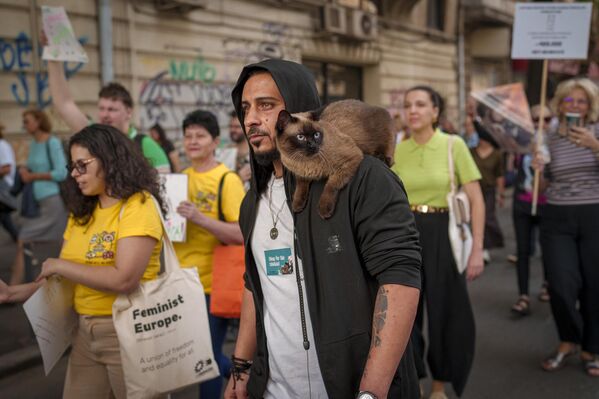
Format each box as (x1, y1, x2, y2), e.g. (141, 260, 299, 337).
(132, 294, 185, 334)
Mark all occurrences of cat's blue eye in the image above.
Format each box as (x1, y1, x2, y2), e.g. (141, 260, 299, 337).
(314, 132, 321, 139)
(297, 134, 306, 141)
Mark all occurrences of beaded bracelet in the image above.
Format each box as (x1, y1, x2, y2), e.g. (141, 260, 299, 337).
(231, 355, 253, 389)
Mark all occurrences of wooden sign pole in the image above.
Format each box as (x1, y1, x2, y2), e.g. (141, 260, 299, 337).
(531, 59, 549, 216)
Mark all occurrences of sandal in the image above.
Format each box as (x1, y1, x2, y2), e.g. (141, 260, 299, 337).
(538, 283, 550, 302)
(583, 356, 599, 377)
(511, 296, 531, 316)
(541, 349, 576, 371)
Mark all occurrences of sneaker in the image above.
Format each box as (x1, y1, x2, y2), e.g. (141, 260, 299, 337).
(506, 254, 517, 264)
(483, 250, 491, 264)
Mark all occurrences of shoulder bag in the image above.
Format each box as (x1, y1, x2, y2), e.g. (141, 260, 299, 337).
(112, 196, 219, 398)
(210, 171, 246, 319)
(446, 135, 473, 274)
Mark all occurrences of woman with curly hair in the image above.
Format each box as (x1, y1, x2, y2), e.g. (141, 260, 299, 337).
(0, 124, 167, 398)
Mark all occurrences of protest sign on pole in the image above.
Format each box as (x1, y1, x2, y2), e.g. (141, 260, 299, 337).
(511, 2, 593, 215)
(23, 277, 77, 375)
(161, 174, 189, 243)
(41, 6, 89, 63)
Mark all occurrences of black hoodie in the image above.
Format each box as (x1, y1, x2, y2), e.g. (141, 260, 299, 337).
(231, 59, 422, 399)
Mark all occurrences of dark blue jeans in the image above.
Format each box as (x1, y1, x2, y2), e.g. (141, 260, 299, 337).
(200, 295, 231, 399)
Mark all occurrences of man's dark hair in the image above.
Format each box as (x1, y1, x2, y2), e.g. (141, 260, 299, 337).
(182, 110, 220, 138)
(405, 85, 445, 129)
(64, 124, 166, 225)
(98, 82, 134, 109)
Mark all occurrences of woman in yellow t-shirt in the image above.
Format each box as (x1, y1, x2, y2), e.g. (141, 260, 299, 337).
(0, 124, 166, 399)
(173, 110, 245, 398)
(392, 86, 485, 399)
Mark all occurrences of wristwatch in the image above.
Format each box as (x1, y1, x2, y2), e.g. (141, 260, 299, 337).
(356, 391, 378, 399)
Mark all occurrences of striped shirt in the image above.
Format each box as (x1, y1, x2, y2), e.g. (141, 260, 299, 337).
(545, 123, 599, 205)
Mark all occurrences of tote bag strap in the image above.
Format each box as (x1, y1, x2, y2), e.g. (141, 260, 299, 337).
(217, 171, 234, 222)
(447, 135, 457, 195)
(117, 195, 180, 275)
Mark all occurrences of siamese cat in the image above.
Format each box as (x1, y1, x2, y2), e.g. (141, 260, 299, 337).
(275, 99, 394, 219)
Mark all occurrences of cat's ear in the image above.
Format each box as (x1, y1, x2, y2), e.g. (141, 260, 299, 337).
(276, 110, 292, 135)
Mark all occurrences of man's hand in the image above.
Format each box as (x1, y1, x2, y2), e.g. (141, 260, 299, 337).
(466, 247, 484, 281)
(224, 374, 249, 399)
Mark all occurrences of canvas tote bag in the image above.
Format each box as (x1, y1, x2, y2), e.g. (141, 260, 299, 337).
(210, 172, 246, 318)
(446, 135, 473, 274)
(112, 196, 219, 399)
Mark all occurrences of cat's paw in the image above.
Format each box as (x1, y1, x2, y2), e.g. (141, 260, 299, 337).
(292, 193, 308, 213)
(318, 198, 336, 219)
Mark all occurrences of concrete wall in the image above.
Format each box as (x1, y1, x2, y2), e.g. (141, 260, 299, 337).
(0, 0, 463, 160)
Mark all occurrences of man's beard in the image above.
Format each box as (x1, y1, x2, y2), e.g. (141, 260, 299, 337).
(254, 149, 280, 166)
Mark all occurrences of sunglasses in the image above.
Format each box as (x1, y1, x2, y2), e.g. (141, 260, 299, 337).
(66, 157, 96, 174)
(532, 116, 552, 123)
(563, 97, 588, 106)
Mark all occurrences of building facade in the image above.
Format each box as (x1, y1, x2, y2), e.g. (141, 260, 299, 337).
(0, 0, 517, 160)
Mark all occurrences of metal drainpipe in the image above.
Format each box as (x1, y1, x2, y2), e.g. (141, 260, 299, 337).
(457, 1, 466, 135)
(99, 0, 114, 84)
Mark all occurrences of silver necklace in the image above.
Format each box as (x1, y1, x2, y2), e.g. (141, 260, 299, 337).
(268, 177, 286, 240)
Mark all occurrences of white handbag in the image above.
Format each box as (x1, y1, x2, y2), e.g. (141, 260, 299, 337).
(446, 136, 473, 274)
(112, 196, 219, 399)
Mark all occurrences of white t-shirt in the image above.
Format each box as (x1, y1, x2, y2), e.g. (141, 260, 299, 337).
(251, 174, 328, 399)
(0, 139, 15, 187)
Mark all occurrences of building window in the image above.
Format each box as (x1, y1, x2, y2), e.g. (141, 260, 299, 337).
(303, 61, 363, 104)
(427, 0, 445, 31)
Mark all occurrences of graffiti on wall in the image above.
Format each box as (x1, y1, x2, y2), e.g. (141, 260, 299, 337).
(168, 55, 217, 83)
(139, 70, 234, 132)
(0, 31, 87, 108)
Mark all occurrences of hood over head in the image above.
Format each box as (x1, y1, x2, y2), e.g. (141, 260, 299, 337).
(231, 59, 321, 194)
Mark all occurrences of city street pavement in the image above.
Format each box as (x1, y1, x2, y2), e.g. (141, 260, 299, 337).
(1, 198, 598, 398)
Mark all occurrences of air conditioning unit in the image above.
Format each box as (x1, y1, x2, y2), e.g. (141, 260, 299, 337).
(321, 4, 348, 35)
(347, 9, 377, 40)
(153, 0, 207, 13)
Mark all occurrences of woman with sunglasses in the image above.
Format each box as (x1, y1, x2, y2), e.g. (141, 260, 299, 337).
(509, 105, 552, 316)
(534, 78, 599, 376)
(9, 109, 68, 284)
(0, 124, 167, 398)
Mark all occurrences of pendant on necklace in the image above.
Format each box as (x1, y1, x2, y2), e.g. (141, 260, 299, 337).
(270, 227, 279, 240)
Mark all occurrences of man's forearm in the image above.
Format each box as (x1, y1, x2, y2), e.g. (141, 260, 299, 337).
(234, 288, 257, 360)
(360, 284, 420, 398)
(47, 60, 88, 132)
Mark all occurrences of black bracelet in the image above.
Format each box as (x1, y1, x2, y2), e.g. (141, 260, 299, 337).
(231, 355, 252, 389)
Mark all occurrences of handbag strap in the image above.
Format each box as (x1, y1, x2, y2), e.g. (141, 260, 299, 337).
(217, 171, 234, 222)
(447, 135, 457, 195)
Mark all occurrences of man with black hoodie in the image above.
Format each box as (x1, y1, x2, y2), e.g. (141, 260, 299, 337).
(225, 59, 422, 399)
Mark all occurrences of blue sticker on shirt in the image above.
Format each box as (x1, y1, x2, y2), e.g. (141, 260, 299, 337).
(264, 248, 294, 276)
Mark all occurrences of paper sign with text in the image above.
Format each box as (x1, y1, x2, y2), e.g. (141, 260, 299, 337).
(511, 3, 592, 60)
(23, 276, 77, 375)
(41, 6, 89, 63)
(161, 174, 188, 242)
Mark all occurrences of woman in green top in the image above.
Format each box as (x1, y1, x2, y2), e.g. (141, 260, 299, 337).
(392, 86, 485, 399)
(10, 109, 68, 284)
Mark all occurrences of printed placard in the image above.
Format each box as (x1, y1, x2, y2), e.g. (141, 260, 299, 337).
(23, 276, 77, 375)
(511, 3, 592, 60)
(264, 248, 294, 276)
(41, 6, 89, 63)
(161, 173, 188, 242)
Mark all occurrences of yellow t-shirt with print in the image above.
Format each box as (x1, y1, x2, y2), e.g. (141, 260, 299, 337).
(173, 164, 245, 294)
(61, 192, 163, 316)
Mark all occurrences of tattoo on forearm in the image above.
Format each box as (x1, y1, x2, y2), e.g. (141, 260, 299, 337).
(373, 286, 388, 347)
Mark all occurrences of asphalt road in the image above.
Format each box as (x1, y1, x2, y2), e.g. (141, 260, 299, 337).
(1, 200, 598, 398)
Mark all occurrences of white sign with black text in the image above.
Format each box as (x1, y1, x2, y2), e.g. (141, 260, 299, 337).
(511, 3, 592, 60)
